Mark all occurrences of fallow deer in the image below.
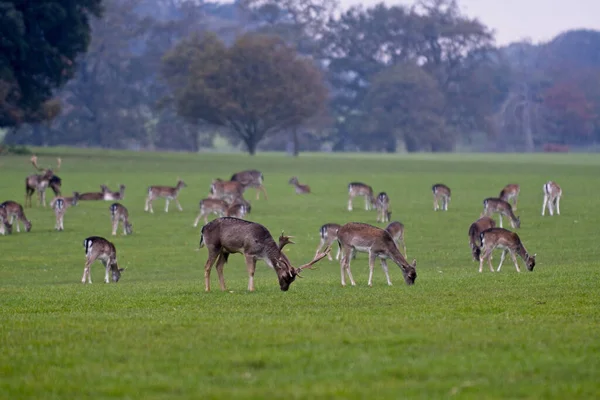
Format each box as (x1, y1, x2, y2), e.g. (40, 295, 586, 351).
(542, 181, 562, 216)
(78, 185, 109, 201)
(288, 176, 311, 194)
(468, 216, 496, 261)
(478, 228, 536, 273)
(432, 183, 451, 211)
(145, 179, 187, 213)
(337, 222, 417, 287)
(0, 205, 12, 235)
(52, 192, 80, 231)
(348, 182, 375, 211)
(0, 201, 32, 232)
(25, 155, 62, 207)
(82, 236, 124, 284)
(230, 170, 268, 200)
(229, 195, 252, 214)
(226, 203, 248, 219)
(209, 179, 245, 203)
(385, 221, 407, 257)
(193, 198, 229, 227)
(315, 223, 342, 261)
(375, 192, 391, 223)
(499, 184, 520, 210)
(109, 203, 133, 236)
(103, 184, 126, 201)
(50, 191, 80, 209)
(481, 198, 520, 229)
(199, 217, 330, 292)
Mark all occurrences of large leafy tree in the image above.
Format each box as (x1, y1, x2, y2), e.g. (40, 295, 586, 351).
(162, 32, 328, 155)
(0, 0, 103, 127)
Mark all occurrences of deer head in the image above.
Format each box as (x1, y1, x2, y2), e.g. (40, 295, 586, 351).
(276, 246, 331, 291)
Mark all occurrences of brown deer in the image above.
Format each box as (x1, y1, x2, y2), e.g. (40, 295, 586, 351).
(109, 203, 133, 236)
(385, 221, 407, 257)
(103, 184, 126, 201)
(145, 179, 187, 213)
(468, 216, 496, 261)
(0, 201, 32, 233)
(481, 198, 520, 229)
(375, 192, 391, 222)
(209, 179, 245, 203)
(478, 228, 536, 273)
(348, 182, 375, 211)
(82, 236, 124, 284)
(315, 223, 342, 261)
(199, 217, 330, 292)
(499, 184, 520, 211)
(288, 176, 311, 194)
(337, 222, 417, 287)
(193, 198, 229, 227)
(542, 181, 562, 216)
(0, 205, 12, 235)
(78, 185, 109, 201)
(51, 192, 80, 231)
(25, 155, 62, 207)
(432, 183, 451, 211)
(230, 170, 268, 200)
(226, 202, 248, 219)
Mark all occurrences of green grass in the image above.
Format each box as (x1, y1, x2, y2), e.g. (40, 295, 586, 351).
(1, 149, 599, 399)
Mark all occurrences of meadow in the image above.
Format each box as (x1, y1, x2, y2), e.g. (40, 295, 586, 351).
(1, 148, 599, 399)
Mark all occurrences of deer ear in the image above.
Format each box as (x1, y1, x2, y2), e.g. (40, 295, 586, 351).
(411, 258, 417, 267)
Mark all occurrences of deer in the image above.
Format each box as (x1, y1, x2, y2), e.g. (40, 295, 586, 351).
(103, 184, 126, 201)
(288, 176, 311, 194)
(499, 184, 520, 211)
(315, 223, 342, 261)
(51, 192, 80, 231)
(145, 179, 187, 213)
(478, 228, 536, 273)
(432, 183, 451, 211)
(193, 198, 229, 227)
(25, 155, 62, 207)
(50, 191, 80, 209)
(481, 198, 520, 229)
(375, 192, 391, 223)
(542, 181, 562, 216)
(78, 185, 109, 201)
(230, 170, 268, 200)
(226, 203, 248, 219)
(199, 217, 330, 292)
(209, 179, 245, 203)
(385, 221, 407, 257)
(0, 205, 12, 235)
(109, 203, 133, 236)
(82, 236, 124, 284)
(337, 222, 417, 287)
(468, 216, 496, 261)
(347, 182, 375, 211)
(0, 201, 32, 232)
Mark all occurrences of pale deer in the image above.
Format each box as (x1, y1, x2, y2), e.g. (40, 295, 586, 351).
(478, 228, 536, 273)
(481, 198, 520, 229)
(337, 222, 417, 287)
(499, 184, 520, 210)
(315, 223, 342, 261)
(432, 183, 451, 211)
(226, 203, 248, 219)
(542, 181, 562, 216)
(52, 192, 80, 231)
(193, 198, 229, 227)
(199, 217, 330, 292)
(468, 216, 496, 261)
(209, 179, 245, 203)
(0, 201, 32, 232)
(82, 236, 124, 284)
(375, 192, 391, 222)
(109, 203, 133, 236)
(145, 179, 187, 213)
(288, 176, 311, 194)
(25, 155, 62, 207)
(0, 205, 12, 235)
(385, 221, 407, 257)
(348, 182, 375, 211)
(230, 170, 268, 200)
(103, 184, 126, 201)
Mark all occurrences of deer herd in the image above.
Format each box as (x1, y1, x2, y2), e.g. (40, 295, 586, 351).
(1, 155, 563, 292)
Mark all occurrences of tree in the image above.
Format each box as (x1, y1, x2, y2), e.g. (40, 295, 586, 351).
(543, 82, 595, 145)
(0, 0, 103, 127)
(162, 32, 328, 155)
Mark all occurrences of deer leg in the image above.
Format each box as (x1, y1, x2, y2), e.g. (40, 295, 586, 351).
(433, 195, 438, 211)
(104, 259, 112, 283)
(367, 251, 377, 287)
(347, 196, 353, 211)
(59, 214, 64, 231)
(112, 219, 118, 236)
(541, 195, 548, 216)
(12, 215, 20, 233)
(498, 214, 503, 228)
(479, 247, 492, 273)
(82, 259, 93, 284)
(379, 258, 392, 286)
(175, 198, 183, 211)
(244, 254, 257, 292)
(548, 197, 554, 216)
(556, 196, 561, 215)
(364, 196, 370, 211)
(203, 250, 219, 292)
(508, 250, 521, 272)
(165, 199, 170, 213)
(215, 253, 228, 291)
(497, 249, 508, 272)
(335, 242, 341, 261)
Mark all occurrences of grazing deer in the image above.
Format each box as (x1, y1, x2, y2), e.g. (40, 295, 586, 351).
(468, 216, 496, 261)
(193, 198, 229, 227)
(82, 236, 124, 284)
(103, 184, 126, 201)
(288, 176, 311, 194)
(52, 192, 80, 231)
(499, 184, 520, 210)
(478, 228, 536, 273)
(25, 155, 62, 207)
(385, 221, 407, 257)
(230, 170, 268, 200)
(0, 205, 12, 235)
(145, 179, 187, 213)
(315, 223, 342, 261)
(109, 203, 133, 236)
(481, 198, 520, 229)
(432, 183, 451, 211)
(199, 217, 330, 292)
(348, 182, 375, 211)
(542, 181, 562, 216)
(209, 179, 245, 203)
(0, 201, 32, 232)
(375, 192, 391, 222)
(337, 222, 417, 287)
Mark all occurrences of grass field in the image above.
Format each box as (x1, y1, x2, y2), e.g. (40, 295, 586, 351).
(1, 148, 599, 399)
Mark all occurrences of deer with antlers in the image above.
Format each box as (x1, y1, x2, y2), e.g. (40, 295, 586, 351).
(481, 198, 520, 229)
(375, 192, 391, 223)
(82, 236, 124, 284)
(230, 170, 268, 200)
(288, 176, 311, 194)
(542, 181, 562, 216)
(145, 179, 187, 213)
(385, 221, 407, 257)
(432, 183, 451, 211)
(478, 228, 536, 273)
(199, 217, 330, 292)
(103, 184, 126, 201)
(499, 184, 520, 211)
(25, 155, 62, 207)
(468, 216, 496, 261)
(0, 201, 32, 233)
(315, 223, 342, 261)
(347, 182, 375, 211)
(337, 222, 417, 287)
(109, 203, 133, 236)
(51, 192, 80, 231)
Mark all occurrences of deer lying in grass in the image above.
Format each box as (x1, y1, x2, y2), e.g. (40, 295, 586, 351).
(103, 184, 126, 201)
(315, 223, 341, 261)
(110, 203, 133, 236)
(82, 236, 124, 283)
(337, 222, 417, 287)
(288, 176, 311, 194)
(542, 181, 562, 216)
(78, 186, 109, 201)
(432, 183, 451, 211)
(52, 192, 80, 231)
(0, 201, 32, 232)
(468, 216, 496, 261)
(375, 192, 391, 222)
(478, 228, 536, 273)
(481, 198, 520, 228)
(230, 170, 268, 200)
(385, 221, 407, 257)
(199, 217, 330, 292)
(25, 156, 62, 207)
(499, 184, 520, 211)
(348, 182, 375, 211)
(145, 179, 187, 213)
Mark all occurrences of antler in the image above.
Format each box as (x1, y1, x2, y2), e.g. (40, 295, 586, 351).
(278, 231, 295, 251)
(31, 155, 44, 171)
(296, 246, 331, 273)
(55, 157, 61, 172)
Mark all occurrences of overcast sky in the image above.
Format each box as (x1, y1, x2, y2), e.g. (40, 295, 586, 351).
(337, 0, 600, 45)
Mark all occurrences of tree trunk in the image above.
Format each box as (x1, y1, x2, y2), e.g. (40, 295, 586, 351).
(292, 128, 299, 157)
(244, 136, 257, 155)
